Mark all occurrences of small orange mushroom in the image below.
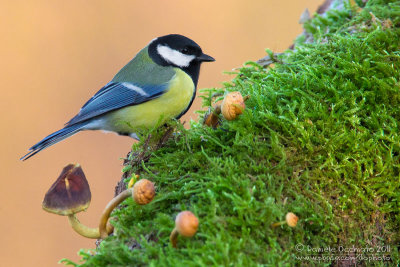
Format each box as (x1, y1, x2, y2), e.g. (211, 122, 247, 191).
(98, 179, 155, 239)
(170, 211, 199, 248)
(271, 212, 299, 228)
(204, 105, 221, 128)
(133, 179, 155, 205)
(285, 212, 299, 227)
(221, 91, 246, 120)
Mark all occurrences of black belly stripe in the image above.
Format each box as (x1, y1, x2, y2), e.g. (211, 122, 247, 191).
(175, 85, 196, 120)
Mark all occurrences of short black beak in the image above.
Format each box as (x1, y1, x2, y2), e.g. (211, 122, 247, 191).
(197, 53, 215, 62)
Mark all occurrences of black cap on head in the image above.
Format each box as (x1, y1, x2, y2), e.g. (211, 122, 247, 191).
(148, 34, 214, 89)
(149, 34, 214, 68)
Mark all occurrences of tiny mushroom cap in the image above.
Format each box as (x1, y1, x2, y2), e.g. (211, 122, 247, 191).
(133, 179, 155, 205)
(42, 163, 91, 216)
(204, 105, 221, 128)
(175, 211, 199, 237)
(221, 91, 246, 121)
(285, 212, 299, 227)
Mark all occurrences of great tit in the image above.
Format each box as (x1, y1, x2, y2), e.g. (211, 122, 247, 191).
(21, 34, 214, 160)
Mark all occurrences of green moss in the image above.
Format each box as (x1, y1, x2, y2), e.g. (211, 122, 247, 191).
(62, 1, 400, 266)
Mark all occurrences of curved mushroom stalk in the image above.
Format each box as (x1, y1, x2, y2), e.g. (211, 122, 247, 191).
(68, 214, 100, 238)
(68, 214, 114, 239)
(99, 179, 155, 239)
(98, 188, 133, 239)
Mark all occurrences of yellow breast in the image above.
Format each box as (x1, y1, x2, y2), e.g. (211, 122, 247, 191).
(106, 68, 195, 133)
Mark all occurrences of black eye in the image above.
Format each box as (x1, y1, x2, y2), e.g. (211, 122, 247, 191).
(180, 47, 190, 54)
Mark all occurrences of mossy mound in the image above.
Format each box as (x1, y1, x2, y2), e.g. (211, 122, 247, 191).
(63, 0, 400, 266)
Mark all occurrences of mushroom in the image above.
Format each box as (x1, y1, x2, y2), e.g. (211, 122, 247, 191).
(285, 212, 299, 227)
(221, 91, 246, 120)
(203, 105, 221, 128)
(43, 164, 155, 239)
(271, 212, 299, 228)
(98, 178, 155, 239)
(133, 178, 156, 205)
(170, 211, 199, 248)
(42, 163, 111, 238)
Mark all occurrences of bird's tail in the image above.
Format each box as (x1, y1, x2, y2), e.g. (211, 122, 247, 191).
(20, 123, 86, 161)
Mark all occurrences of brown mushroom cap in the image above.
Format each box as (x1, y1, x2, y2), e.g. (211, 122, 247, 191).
(204, 105, 221, 128)
(133, 179, 155, 205)
(221, 91, 245, 121)
(285, 212, 299, 227)
(42, 163, 91, 216)
(175, 211, 199, 237)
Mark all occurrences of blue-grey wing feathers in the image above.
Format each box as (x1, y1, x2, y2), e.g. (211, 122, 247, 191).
(20, 122, 86, 160)
(66, 82, 168, 125)
(21, 81, 169, 160)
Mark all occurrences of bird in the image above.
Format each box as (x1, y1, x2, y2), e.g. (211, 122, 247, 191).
(21, 34, 215, 160)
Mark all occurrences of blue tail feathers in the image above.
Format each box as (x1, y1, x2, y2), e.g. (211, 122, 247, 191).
(20, 123, 85, 160)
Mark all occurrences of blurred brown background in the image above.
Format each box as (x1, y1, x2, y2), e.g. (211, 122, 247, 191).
(0, 0, 321, 266)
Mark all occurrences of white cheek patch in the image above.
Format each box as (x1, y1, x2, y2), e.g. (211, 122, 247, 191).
(157, 45, 196, 68)
(121, 82, 149, 96)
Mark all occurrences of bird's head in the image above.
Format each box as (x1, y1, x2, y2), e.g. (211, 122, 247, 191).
(148, 34, 215, 69)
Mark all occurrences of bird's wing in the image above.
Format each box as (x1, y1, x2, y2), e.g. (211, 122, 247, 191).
(65, 81, 169, 126)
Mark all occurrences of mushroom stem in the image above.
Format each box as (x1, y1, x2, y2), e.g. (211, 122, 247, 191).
(68, 214, 115, 239)
(271, 221, 285, 228)
(68, 214, 101, 239)
(99, 188, 133, 239)
(169, 227, 179, 248)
